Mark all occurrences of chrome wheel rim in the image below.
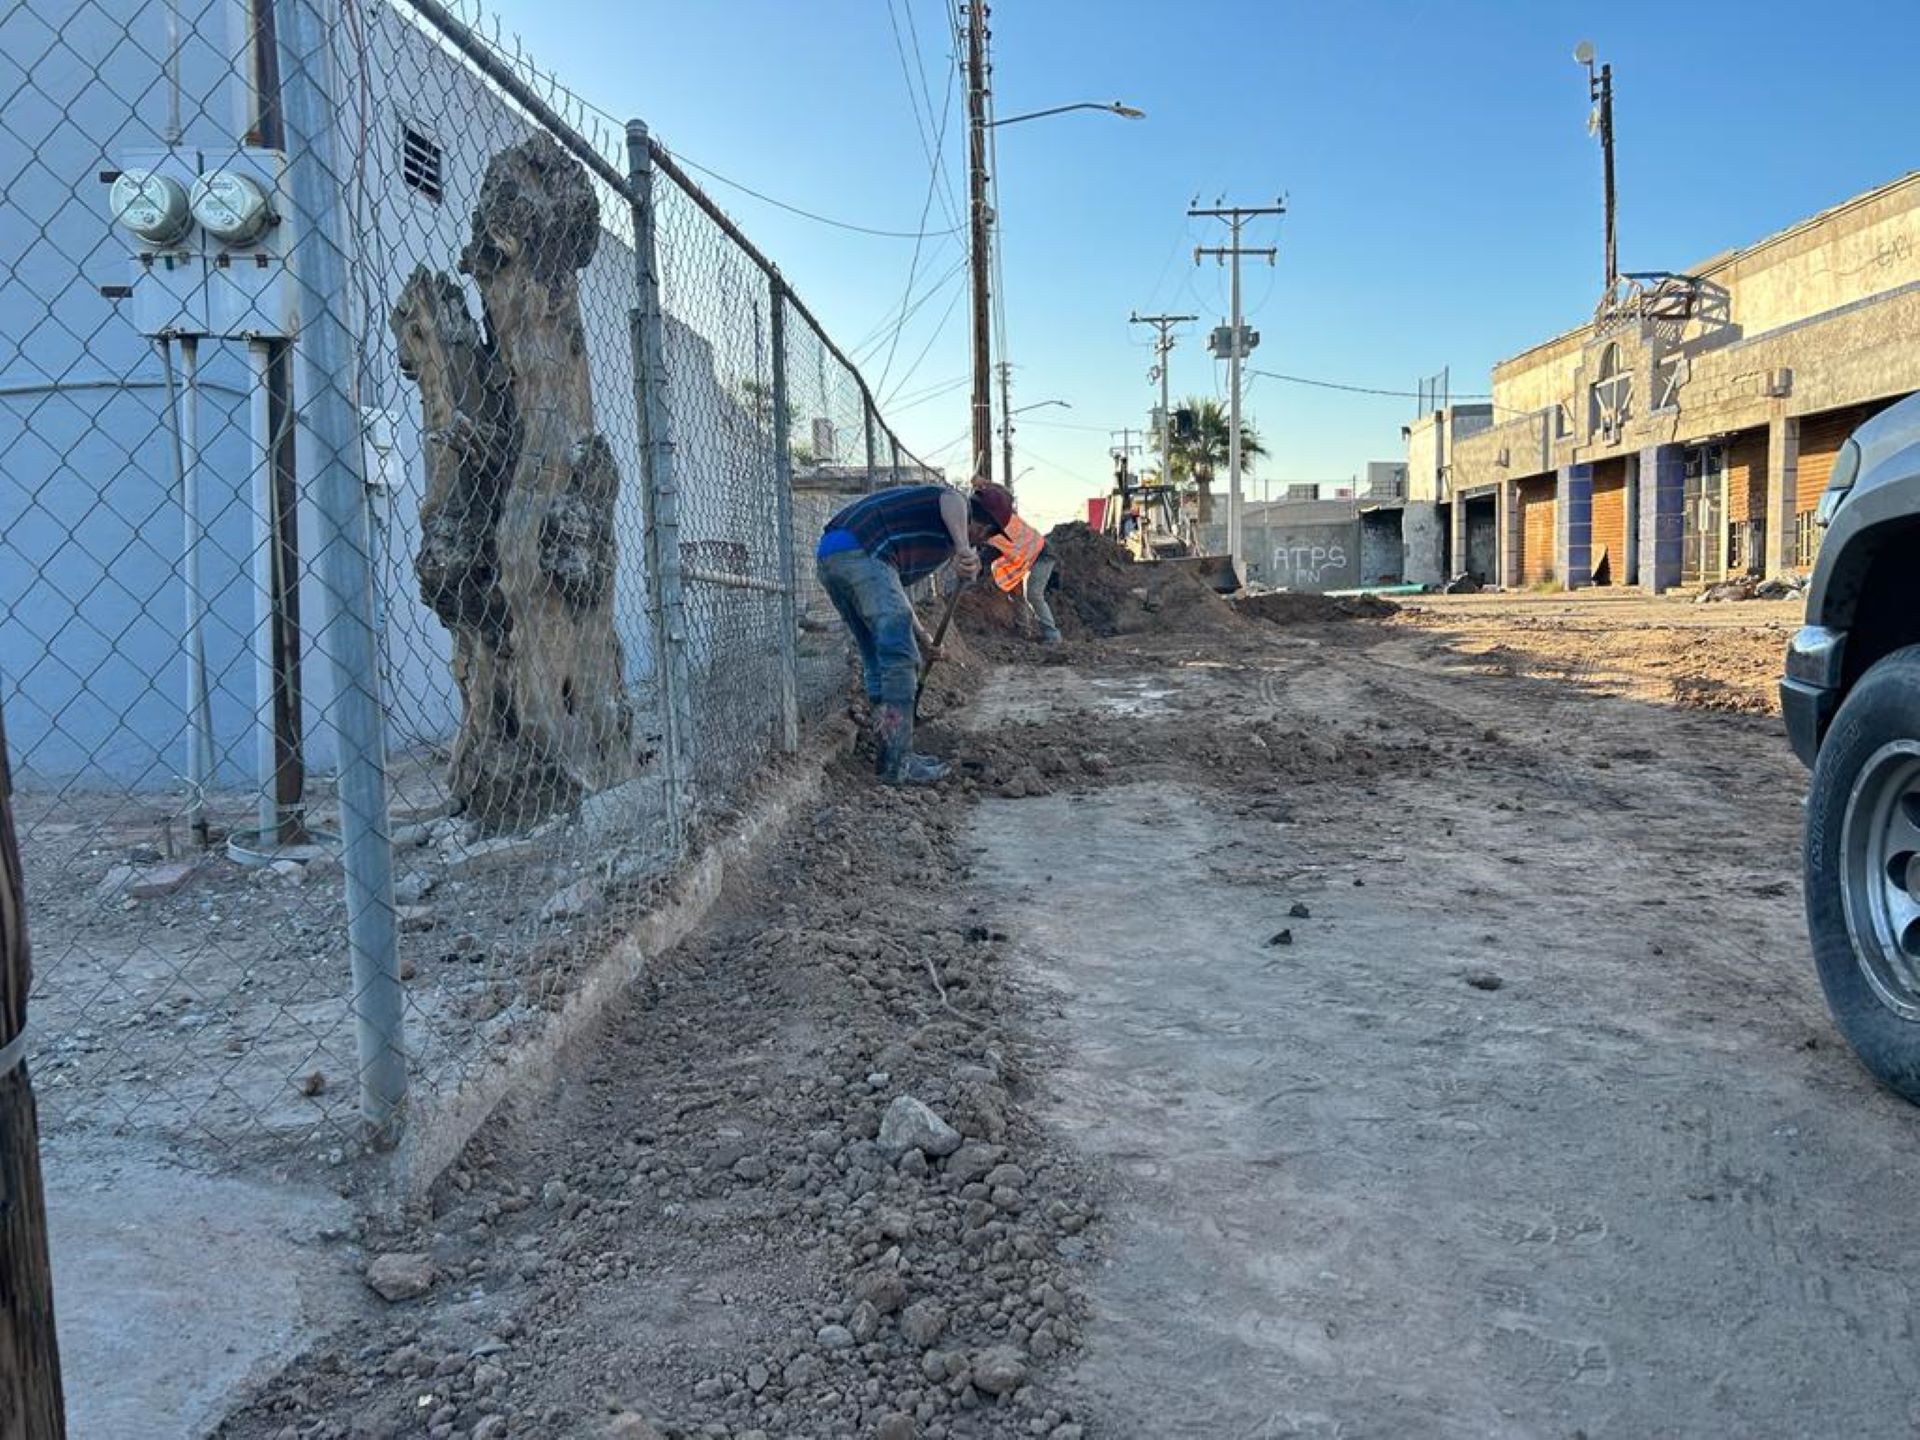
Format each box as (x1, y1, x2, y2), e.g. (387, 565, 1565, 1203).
(1840, 740, 1920, 1020)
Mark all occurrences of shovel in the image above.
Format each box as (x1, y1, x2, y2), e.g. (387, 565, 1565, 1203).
(912, 579, 968, 722)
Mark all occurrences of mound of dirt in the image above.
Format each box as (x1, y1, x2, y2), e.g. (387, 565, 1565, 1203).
(1043, 522, 1242, 638)
(1233, 591, 1401, 625)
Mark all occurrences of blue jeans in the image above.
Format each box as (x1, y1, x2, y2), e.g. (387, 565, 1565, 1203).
(817, 549, 919, 710)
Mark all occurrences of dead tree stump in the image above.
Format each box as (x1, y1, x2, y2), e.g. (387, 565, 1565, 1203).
(392, 135, 636, 831)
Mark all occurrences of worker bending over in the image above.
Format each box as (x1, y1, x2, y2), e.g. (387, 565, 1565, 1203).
(816, 481, 1015, 785)
(986, 512, 1062, 645)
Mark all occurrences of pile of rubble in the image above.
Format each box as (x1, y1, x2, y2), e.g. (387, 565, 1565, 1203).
(1696, 573, 1809, 604)
(220, 771, 1101, 1440)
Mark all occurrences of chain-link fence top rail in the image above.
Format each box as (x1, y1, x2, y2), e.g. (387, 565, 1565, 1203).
(0, 0, 938, 1166)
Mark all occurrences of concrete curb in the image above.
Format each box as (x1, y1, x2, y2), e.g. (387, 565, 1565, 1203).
(386, 725, 849, 1201)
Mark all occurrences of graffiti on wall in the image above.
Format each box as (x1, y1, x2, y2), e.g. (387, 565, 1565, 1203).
(1270, 540, 1353, 590)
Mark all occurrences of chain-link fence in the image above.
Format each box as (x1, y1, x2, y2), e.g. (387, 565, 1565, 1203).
(0, 0, 935, 1173)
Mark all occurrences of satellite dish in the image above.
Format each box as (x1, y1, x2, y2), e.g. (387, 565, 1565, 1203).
(1572, 39, 1595, 65)
(1587, 106, 1600, 136)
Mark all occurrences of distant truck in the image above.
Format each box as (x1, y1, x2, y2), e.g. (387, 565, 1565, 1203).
(1782, 392, 1920, 1099)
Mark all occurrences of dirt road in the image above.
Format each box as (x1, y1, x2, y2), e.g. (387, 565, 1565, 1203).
(222, 595, 1920, 1440)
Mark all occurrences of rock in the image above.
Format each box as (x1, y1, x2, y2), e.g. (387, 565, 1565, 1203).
(848, 1300, 880, 1343)
(901, 1299, 949, 1349)
(605, 1416, 663, 1440)
(1288, 901, 1311, 919)
(746, 1362, 770, 1393)
(541, 877, 604, 923)
(390, 822, 436, 849)
(470, 1419, 507, 1440)
(96, 859, 199, 901)
(982, 1164, 1026, 1191)
(393, 872, 437, 906)
(1443, 572, 1481, 595)
(444, 835, 541, 878)
(397, 904, 438, 933)
(541, 1179, 570, 1210)
(878, 1096, 962, 1160)
(1267, 929, 1293, 947)
(578, 777, 652, 843)
(733, 1154, 771, 1183)
(1079, 751, 1113, 776)
(364, 1252, 434, 1302)
(855, 1271, 908, 1316)
(1465, 971, 1504, 992)
(1051, 1427, 1084, 1440)
(971, 1345, 1028, 1397)
(944, 1143, 1006, 1187)
(898, 1148, 930, 1178)
(299, 1071, 326, 1097)
(876, 1414, 918, 1440)
(817, 1323, 855, 1350)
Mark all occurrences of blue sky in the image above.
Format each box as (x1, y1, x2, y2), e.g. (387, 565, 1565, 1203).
(491, 0, 1920, 529)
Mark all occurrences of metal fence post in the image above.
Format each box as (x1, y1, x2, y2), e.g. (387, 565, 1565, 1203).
(768, 273, 801, 752)
(277, 0, 406, 1136)
(864, 397, 877, 491)
(626, 120, 696, 834)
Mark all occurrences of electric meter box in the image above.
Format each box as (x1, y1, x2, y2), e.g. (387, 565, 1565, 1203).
(106, 148, 208, 338)
(200, 148, 294, 341)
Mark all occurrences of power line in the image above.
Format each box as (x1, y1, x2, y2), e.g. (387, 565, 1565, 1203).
(878, 0, 962, 393)
(882, 277, 971, 408)
(1246, 368, 1530, 412)
(853, 256, 969, 359)
(667, 150, 964, 240)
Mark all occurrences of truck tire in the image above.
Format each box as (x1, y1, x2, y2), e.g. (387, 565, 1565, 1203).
(1806, 645, 1920, 1102)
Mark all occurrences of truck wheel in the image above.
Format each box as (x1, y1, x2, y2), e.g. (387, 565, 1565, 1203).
(1806, 645, 1920, 1102)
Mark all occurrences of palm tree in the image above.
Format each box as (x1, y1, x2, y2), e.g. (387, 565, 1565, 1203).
(1165, 396, 1267, 525)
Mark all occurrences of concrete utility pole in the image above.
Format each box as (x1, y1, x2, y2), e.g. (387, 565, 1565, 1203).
(1193, 201, 1283, 579)
(965, 0, 993, 486)
(996, 360, 1013, 491)
(1129, 310, 1196, 481)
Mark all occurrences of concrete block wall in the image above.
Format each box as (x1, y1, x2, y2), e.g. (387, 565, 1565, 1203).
(1637, 444, 1685, 593)
(1764, 414, 1802, 574)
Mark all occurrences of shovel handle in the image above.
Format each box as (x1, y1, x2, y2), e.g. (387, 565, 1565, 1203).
(913, 580, 968, 719)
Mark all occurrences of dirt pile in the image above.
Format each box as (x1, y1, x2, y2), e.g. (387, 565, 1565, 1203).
(1234, 592, 1401, 625)
(218, 769, 1102, 1440)
(1042, 522, 1240, 638)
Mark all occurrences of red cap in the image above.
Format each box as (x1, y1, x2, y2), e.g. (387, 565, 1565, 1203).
(970, 482, 1015, 535)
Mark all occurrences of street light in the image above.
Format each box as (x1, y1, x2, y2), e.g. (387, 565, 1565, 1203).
(1000, 399, 1071, 486)
(989, 100, 1145, 128)
(1573, 40, 1617, 296)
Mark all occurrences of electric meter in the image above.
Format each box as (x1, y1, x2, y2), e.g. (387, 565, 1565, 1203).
(109, 170, 192, 245)
(190, 170, 273, 246)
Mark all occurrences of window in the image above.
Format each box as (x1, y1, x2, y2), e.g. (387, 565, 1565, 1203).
(1590, 342, 1632, 438)
(401, 124, 444, 203)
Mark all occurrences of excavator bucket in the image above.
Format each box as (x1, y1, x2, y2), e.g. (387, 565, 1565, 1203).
(1163, 554, 1240, 594)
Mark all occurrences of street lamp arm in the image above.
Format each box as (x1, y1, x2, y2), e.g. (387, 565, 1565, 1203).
(989, 100, 1145, 127)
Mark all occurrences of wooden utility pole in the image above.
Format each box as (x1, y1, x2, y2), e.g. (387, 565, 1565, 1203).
(965, 0, 993, 487)
(0, 700, 66, 1439)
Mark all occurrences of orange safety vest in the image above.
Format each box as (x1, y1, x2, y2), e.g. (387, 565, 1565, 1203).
(988, 513, 1046, 593)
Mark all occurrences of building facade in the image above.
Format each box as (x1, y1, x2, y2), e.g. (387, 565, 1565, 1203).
(1398, 172, 1920, 591)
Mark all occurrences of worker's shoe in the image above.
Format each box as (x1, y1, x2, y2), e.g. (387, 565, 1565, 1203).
(884, 752, 951, 787)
